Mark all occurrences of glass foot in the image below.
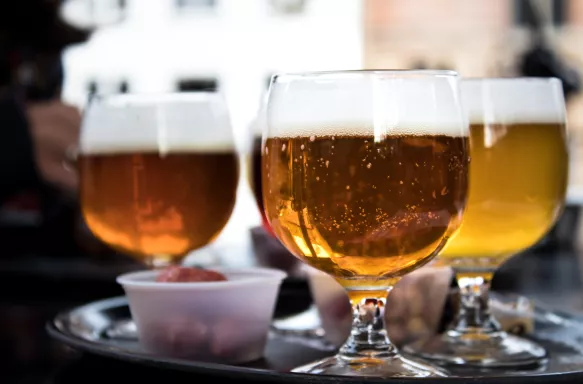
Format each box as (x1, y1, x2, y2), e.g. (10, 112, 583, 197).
(291, 353, 448, 377)
(403, 331, 547, 368)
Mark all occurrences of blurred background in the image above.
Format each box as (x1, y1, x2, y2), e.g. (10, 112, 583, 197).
(59, 0, 583, 245)
(1, 0, 583, 382)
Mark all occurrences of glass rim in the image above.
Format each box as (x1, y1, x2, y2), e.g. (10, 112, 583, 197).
(271, 69, 459, 83)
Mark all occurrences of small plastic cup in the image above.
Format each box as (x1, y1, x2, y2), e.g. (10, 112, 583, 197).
(117, 267, 287, 364)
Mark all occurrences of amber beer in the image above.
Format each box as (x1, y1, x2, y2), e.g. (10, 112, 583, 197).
(247, 96, 274, 234)
(79, 150, 238, 265)
(439, 122, 568, 269)
(249, 135, 267, 219)
(263, 133, 469, 281)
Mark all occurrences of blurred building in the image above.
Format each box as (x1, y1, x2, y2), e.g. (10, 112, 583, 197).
(363, 0, 583, 197)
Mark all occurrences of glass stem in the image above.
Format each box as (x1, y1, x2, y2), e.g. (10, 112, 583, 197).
(450, 272, 501, 336)
(338, 288, 397, 360)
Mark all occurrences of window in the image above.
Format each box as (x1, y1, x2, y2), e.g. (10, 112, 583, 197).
(176, 78, 218, 92)
(269, 0, 306, 15)
(175, 0, 216, 9)
(119, 80, 129, 93)
(410, 60, 428, 70)
(514, 0, 566, 27)
(60, 0, 126, 28)
(87, 80, 98, 95)
(86, 79, 129, 95)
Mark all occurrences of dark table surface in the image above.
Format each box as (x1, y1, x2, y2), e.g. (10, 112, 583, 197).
(0, 204, 582, 384)
(0, 248, 580, 384)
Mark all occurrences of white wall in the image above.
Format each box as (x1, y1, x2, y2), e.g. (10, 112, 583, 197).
(62, 0, 363, 139)
(61, 0, 363, 249)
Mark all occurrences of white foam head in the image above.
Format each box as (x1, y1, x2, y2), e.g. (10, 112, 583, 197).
(265, 70, 468, 138)
(80, 93, 235, 155)
(461, 78, 566, 125)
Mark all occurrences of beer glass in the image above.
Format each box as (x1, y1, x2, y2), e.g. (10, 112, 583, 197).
(405, 78, 569, 368)
(79, 93, 239, 268)
(262, 70, 470, 377)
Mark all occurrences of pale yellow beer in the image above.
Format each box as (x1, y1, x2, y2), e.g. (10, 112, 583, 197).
(439, 123, 568, 269)
(439, 79, 569, 272)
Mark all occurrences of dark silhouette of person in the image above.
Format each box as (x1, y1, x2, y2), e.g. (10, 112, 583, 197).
(0, 0, 90, 202)
(0, 1, 111, 258)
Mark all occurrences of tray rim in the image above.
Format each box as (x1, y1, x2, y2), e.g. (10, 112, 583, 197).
(46, 296, 583, 383)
